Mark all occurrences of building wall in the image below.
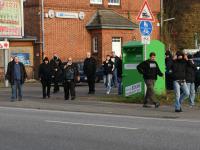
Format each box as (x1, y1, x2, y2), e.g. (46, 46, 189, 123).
(24, 0, 161, 65)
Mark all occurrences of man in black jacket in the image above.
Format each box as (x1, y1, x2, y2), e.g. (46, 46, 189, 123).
(38, 57, 52, 99)
(186, 54, 197, 107)
(83, 52, 97, 94)
(5, 56, 27, 101)
(170, 51, 189, 112)
(50, 53, 62, 93)
(63, 57, 80, 100)
(137, 52, 163, 108)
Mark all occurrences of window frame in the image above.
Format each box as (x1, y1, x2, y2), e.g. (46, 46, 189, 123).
(92, 36, 98, 53)
(90, 0, 102, 5)
(108, 0, 120, 6)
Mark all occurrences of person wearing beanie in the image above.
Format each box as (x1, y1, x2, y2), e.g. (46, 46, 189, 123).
(38, 57, 52, 99)
(50, 53, 62, 93)
(170, 51, 189, 112)
(185, 54, 197, 107)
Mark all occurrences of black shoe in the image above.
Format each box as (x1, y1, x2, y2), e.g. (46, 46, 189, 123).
(43, 96, 46, 99)
(71, 97, 75, 100)
(175, 108, 182, 113)
(143, 104, 152, 108)
(47, 95, 50, 98)
(155, 102, 160, 108)
(18, 98, 22, 101)
(65, 97, 69, 100)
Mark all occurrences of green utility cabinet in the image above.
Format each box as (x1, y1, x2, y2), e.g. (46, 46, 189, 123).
(122, 40, 165, 98)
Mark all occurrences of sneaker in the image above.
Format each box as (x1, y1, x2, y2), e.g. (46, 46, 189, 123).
(143, 104, 152, 108)
(155, 102, 160, 108)
(175, 108, 182, 112)
(106, 91, 110, 94)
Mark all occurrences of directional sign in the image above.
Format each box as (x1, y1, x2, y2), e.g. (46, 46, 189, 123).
(0, 41, 9, 49)
(136, 0, 155, 22)
(139, 21, 153, 36)
(141, 36, 150, 45)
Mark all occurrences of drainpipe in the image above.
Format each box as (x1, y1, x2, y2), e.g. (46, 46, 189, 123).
(41, 0, 44, 60)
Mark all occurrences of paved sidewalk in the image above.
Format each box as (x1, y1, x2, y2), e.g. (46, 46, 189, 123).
(0, 82, 200, 120)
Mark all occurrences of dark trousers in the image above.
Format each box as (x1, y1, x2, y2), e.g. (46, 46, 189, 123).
(41, 80, 51, 98)
(144, 79, 156, 105)
(63, 80, 75, 99)
(87, 76, 95, 93)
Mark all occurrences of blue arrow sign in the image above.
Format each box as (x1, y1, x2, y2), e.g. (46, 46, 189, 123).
(139, 21, 153, 36)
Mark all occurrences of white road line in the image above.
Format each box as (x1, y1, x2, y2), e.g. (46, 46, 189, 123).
(1, 106, 200, 123)
(45, 120, 139, 131)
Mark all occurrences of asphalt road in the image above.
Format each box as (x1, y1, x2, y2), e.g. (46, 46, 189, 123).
(0, 107, 200, 150)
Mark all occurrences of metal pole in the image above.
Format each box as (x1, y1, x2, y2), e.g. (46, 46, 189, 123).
(160, 0, 163, 41)
(4, 39, 9, 87)
(41, 0, 44, 60)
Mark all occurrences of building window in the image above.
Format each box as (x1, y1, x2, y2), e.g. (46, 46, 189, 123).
(93, 37, 98, 53)
(90, 0, 102, 4)
(108, 0, 120, 6)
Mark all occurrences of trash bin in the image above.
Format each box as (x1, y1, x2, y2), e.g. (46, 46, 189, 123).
(122, 40, 165, 98)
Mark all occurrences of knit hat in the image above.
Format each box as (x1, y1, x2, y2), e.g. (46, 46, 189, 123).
(176, 51, 184, 57)
(187, 54, 193, 59)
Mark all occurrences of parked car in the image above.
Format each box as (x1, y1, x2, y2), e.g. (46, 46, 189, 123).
(75, 62, 103, 83)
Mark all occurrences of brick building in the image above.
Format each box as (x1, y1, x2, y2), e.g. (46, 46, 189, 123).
(24, 0, 161, 74)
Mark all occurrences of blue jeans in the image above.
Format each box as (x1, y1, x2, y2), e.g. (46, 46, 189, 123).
(187, 82, 195, 106)
(117, 77, 122, 95)
(104, 74, 113, 93)
(174, 81, 189, 110)
(11, 80, 23, 100)
(112, 69, 117, 87)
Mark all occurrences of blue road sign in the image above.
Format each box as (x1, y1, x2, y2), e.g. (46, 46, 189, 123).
(139, 21, 153, 36)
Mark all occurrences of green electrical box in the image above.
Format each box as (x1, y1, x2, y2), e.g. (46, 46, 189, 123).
(122, 40, 165, 98)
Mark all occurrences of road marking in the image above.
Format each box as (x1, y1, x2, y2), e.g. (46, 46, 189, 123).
(45, 120, 139, 131)
(1, 106, 200, 123)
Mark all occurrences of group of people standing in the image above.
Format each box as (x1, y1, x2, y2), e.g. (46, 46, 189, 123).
(137, 50, 198, 112)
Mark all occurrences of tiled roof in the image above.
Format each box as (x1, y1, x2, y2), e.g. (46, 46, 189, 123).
(86, 9, 138, 30)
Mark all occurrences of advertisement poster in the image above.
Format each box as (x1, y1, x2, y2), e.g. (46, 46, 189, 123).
(11, 53, 30, 65)
(0, 0, 23, 38)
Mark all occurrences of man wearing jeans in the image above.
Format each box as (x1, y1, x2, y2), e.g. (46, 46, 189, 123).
(170, 51, 189, 112)
(103, 55, 114, 94)
(137, 52, 163, 108)
(6, 56, 27, 101)
(186, 54, 197, 107)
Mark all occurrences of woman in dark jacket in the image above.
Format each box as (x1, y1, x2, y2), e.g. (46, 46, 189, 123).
(38, 57, 52, 99)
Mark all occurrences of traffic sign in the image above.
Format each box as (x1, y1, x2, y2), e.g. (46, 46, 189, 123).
(136, 0, 155, 22)
(139, 21, 153, 36)
(141, 36, 150, 44)
(0, 41, 9, 49)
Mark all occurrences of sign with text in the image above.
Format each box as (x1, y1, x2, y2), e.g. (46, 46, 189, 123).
(125, 82, 142, 96)
(0, 0, 24, 38)
(141, 35, 150, 44)
(0, 41, 9, 49)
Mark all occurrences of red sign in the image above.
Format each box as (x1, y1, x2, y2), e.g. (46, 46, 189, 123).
(136, 0, 155, 22)
(0, 41, 9, 49)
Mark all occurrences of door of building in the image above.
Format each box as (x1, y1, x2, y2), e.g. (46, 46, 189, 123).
(112, 37, 121, 57)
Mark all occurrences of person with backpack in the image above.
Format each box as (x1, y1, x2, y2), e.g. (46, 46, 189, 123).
(62, 57, 79, 100)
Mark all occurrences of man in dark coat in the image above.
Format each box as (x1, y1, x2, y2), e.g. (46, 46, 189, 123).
(165, 50, 173, 90)
(83, 52, 97, 94)
(5, 56, 27, 101)
(50, 53, 62, 93)
(137, 52, 163, 108)
(63, 57, 80, 100)
(116, 56, 122, 95)
(38, 57, 52, 99)
(185, 54, 197, 107)
(170, 51, 189, 112)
